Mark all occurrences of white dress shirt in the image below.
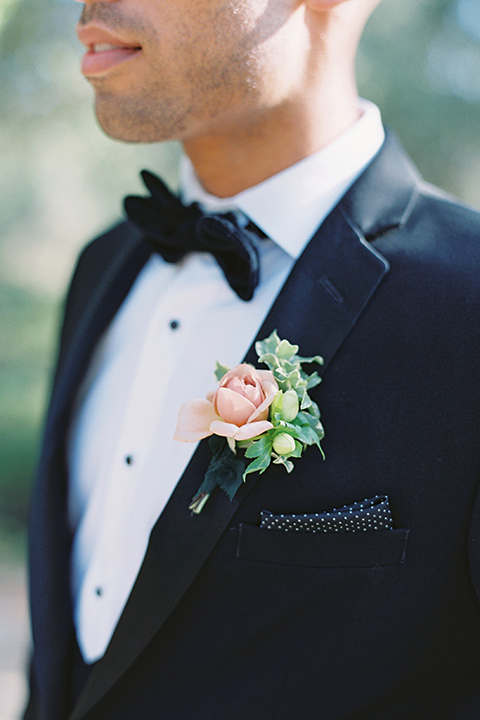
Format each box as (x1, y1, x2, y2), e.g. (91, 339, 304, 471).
(67, 99, 385, 663)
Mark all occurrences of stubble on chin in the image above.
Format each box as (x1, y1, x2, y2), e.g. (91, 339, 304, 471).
(92, 84, 189, 144)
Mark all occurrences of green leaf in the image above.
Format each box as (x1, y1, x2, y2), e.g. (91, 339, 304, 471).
(243, 451, 272, 480)
(292, 412, 324, 451)
(294, 425, 319, 446)
(296, 410, 322, 428)
(269, 424, 300, 440)
(245, 434, 273, 458)
(214, 361, 230, 382)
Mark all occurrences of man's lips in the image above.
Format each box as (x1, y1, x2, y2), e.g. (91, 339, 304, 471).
(77, 25, 142, 76)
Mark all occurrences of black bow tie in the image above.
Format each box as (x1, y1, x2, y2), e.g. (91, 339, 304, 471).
(124, 171, 261, 301)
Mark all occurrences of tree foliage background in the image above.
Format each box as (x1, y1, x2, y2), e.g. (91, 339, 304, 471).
(1, 0, 480, 548)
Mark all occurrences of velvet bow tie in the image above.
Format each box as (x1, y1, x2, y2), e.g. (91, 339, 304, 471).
(124, 171, 261, 301)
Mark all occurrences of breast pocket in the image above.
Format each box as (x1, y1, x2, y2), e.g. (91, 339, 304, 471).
(236, 523, 410, 568)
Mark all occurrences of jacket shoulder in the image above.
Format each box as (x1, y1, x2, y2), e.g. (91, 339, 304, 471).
(378, 178, 480, 286)
(371, 177, 480, 351)
(417, 181, 480, 240)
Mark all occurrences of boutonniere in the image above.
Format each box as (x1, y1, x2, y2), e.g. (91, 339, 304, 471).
(174, 330, 325, 514)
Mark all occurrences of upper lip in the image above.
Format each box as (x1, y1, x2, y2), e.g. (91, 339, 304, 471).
(77, 25, 141, 50)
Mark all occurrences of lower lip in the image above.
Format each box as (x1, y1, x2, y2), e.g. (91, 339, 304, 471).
(81, 47, 141, 76)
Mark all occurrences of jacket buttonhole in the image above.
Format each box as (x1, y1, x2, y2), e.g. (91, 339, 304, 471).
(318, 275, 345, 305)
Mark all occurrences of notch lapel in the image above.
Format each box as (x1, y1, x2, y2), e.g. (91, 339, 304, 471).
(69, 135, 421, 718)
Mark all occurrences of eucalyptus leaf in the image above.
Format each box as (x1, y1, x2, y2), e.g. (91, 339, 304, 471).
(270, 411, 283, 427)
(273, 373, 290, 392)
(285, 369, 301, 386)
(276, 339, 299, 360)
(257, 352, 281, 370)
(255, 330, 281, 358)
(296, 354, 324, 366)
(300, 391, 312, 410)
(305, 372, 322, 390)
(282, 360, 300, 374)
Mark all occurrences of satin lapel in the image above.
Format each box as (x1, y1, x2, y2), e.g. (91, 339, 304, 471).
(70, 194, 391, 720)
(29, 224, 151, 719)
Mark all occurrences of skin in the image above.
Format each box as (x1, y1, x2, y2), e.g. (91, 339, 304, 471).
(74, 0, 381, 196)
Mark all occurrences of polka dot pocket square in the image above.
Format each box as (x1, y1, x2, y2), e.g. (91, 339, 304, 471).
(260, 495, 393, 533)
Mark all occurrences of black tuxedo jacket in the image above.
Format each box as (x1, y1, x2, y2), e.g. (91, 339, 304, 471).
(25, 134, 480, 720)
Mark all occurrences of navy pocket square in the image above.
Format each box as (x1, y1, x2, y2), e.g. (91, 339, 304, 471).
(260, 495, 393, 533)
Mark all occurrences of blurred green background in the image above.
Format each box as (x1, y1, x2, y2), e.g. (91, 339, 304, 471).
(1, 0, 480, 555)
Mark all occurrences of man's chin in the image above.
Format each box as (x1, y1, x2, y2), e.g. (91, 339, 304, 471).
(93, 97, 176, 144)
(94, 108, 154, 144)
(96, 120, 146, 144)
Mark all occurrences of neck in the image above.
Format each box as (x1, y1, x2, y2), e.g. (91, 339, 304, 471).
(183, 71, 359, 198)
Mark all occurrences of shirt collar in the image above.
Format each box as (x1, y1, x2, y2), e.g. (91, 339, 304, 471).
(181, 99, 385, 259)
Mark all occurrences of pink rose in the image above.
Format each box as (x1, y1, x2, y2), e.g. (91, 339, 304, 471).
(174, 364, 278, 443)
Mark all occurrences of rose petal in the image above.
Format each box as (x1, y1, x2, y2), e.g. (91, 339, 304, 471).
(248, 378, 278, 422)
(210, 420, 241, 438)
(173, 399, 219, 442)
(234, 420, 274, 441)
(218, 364, 257, 388)
(223, 375, 264, 407)
(214, 387, 256, 426)
(224, 376, 246, 393)
(242, 381, 265, 407)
